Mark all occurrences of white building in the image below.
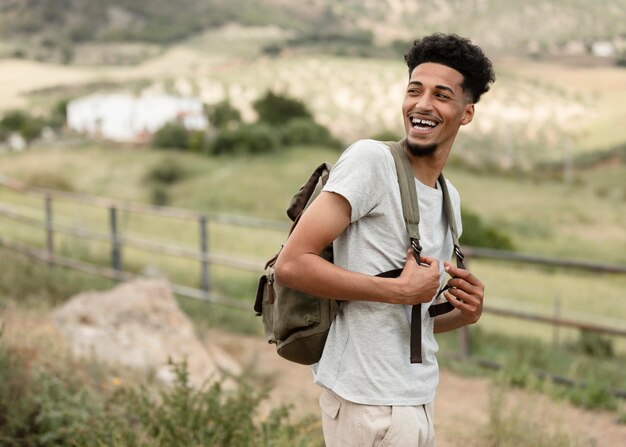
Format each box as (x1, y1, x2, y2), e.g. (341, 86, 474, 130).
(591, 41, 616, 58)
(67, 93, 208, 142)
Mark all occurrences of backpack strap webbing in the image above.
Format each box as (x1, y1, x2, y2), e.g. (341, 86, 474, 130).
(384, 140, 466, 363)
(428, 174, 467, 317)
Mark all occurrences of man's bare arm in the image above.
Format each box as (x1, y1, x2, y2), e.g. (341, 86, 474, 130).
(274, 191, 441, 305)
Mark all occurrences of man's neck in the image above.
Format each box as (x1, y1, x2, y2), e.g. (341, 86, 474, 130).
(405, 147, 450, 188)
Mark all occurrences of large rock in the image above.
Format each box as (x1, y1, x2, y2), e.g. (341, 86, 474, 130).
(51, 278, 240, 386)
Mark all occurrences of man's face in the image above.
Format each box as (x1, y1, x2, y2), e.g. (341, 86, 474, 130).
(402, 62, 474, 157)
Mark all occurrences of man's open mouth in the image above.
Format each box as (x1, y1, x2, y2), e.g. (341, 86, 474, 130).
(411, 117, 438, 130)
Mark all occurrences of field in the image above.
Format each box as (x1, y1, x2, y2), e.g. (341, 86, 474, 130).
(0, 144, 624, 351)
(1, 21, 626, 444)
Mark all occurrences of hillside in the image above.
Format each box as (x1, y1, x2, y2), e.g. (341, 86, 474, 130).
(2, 0, 626, 63)
(2, 1, 626, 168)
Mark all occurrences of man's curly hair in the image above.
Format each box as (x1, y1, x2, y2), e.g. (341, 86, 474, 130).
(404, 33, 495, 103)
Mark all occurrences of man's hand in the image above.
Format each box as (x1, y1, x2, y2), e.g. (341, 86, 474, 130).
(393, 251, 440, 305)
(441, 261, 484, 324)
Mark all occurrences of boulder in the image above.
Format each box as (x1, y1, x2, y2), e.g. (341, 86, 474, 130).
(51, 278, 240, 386)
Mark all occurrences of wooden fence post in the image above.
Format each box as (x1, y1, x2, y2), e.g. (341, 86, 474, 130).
(109, 206, 122, 275)
(199, 215, 210, 294)
(553, 293, 561, 349)
(44, 194, 54, 262)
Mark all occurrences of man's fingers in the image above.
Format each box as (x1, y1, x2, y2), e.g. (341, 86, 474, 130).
(445, 262, 484, 288)
(421, 256, 439, 269)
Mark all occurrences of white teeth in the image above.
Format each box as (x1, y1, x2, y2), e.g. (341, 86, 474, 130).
(411, 118, 437, 127)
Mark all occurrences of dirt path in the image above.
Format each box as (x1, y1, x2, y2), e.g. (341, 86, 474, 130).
(206, 329, 626, 446)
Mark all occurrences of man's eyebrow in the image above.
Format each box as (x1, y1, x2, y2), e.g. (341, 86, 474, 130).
(408, 80, 456, 95)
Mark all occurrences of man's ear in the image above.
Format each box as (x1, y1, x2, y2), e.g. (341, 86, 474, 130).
(460, 103, 474, 126)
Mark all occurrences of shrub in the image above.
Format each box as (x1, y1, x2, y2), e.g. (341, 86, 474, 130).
(152, 122, 190, 150)
(0, 110, 44, 142)
(280, 117, 341, 149)
(0, 345, 322, 447)
(187, 129, 208, 153)
(0, 110, 29, 131)
(47, 98, 69, 129)
(144, 159, 187, 185)
(253, 91, 311, 125)
(0, 337, 39, 439)
(573, 329, 614, 358)
(206, 100, 241, 129)
(209, 123, 279, 156)
(566, 379, 618, 412)
(144, 158, 187, 206)
(460, 207, 515, 250)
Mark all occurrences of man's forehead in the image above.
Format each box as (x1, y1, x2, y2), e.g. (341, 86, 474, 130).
(409, 62, 465, 90)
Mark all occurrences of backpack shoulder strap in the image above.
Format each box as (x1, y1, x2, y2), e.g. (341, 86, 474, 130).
(385, 140, 425, 363)
(384, 141, 467, 359)
(437, 172, 466, 270)
(385, 141, 422, 259)
(428, 173, 467, 317)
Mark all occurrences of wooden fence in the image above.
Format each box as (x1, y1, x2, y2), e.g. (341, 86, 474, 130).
(1, 174, 625, 339)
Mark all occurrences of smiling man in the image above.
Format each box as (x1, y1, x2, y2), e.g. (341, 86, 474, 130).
(275, 33, 495, 446)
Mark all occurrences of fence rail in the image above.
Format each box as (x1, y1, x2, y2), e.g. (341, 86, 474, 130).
(1, 174, 625, 343)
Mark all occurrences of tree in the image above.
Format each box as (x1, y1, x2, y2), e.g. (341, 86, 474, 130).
(151, 122, 189, 150)
(253, 91, 311, 125)
(206, 100, 241, 129)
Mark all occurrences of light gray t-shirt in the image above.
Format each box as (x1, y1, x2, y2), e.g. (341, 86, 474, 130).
(312, 139, 462, 406)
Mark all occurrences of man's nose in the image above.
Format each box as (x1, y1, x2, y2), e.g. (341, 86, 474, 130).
(413, 94, 434, 112)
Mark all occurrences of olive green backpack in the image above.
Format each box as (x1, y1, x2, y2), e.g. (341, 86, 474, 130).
(253, 141, 465, 365)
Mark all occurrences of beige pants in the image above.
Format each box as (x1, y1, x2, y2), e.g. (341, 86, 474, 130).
(319, 388, 435, 447)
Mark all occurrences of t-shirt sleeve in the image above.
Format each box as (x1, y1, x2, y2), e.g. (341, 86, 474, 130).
(323, 140, 392, 222)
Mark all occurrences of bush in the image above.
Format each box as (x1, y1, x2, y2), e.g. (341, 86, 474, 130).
(573, 329, 614, 358)
(152, 122, 190, 150)
(209, 123, 279, 156)
(206, 100, 241, 129)
(143, 158, 187, 206)
(460, 207, 515, 250)
(280, 118, 341, 149)
(0, 336, 39, 439)
(0, 110, 44, 142)
(47, 98, 69, 129)
(253, 91, 311, 125)
(0, 110, 29, 131)
(144, 159, 187, 185)
(0, 345, 322, 446)
(187, 129, 208, 153)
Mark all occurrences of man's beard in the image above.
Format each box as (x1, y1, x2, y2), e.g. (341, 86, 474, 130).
(404, 140, 438, 157)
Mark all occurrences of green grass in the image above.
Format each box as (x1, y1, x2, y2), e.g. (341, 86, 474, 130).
(0, 144, 624, 337)
(437, 326, 626, 415)
(0, 142, 624, 370)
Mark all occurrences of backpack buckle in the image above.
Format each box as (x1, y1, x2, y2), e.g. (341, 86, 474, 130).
(454, 245, 464, 261)
(411, 238, 424, 264)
